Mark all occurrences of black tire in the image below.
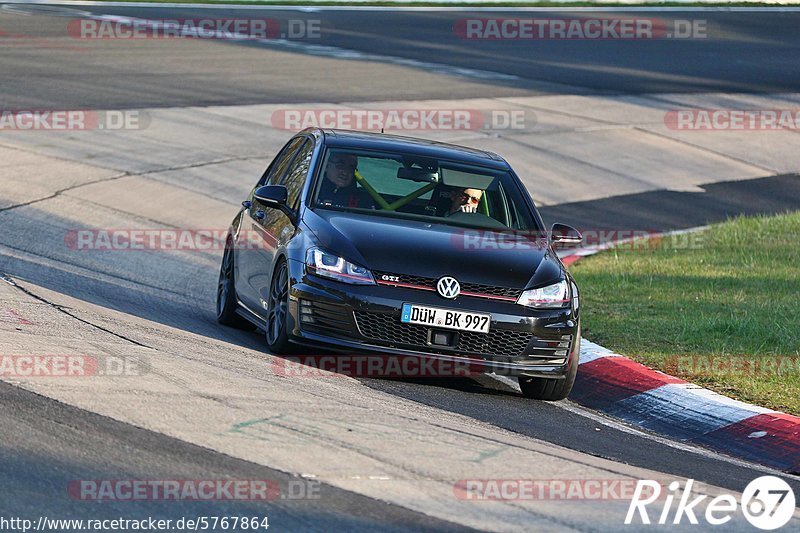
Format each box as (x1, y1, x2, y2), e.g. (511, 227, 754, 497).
(518, 336, 580, 401)
(265, 259, 293, 354)
(216, 240, 256, 331)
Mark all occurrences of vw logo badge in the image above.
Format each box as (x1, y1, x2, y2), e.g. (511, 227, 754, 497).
(437, 276, 461, 299)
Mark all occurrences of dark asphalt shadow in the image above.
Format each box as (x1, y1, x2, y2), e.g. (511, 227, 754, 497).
(540, 173, 800, 232)
(0, 381, 474, 532)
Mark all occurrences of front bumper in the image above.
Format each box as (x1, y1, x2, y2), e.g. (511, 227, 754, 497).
(285, 260, 580, 378)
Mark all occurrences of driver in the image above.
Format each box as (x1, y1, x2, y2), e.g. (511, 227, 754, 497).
(318, 152, 375, 209)
(446, 187, 483, 216)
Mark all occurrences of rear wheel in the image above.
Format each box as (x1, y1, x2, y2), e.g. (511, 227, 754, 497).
(216, 240, 255, 331)
(265, 259, 293, 354)
(518, 336, 579, 401)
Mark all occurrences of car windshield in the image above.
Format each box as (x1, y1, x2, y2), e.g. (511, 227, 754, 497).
(312, 148, 539, 231)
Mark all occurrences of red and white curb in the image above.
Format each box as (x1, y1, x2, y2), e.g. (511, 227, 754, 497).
(560, 229, 800, 474)
(560, 225, 708, 267)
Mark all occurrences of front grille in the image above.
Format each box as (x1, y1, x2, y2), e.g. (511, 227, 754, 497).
(459, 329, 532, 356)
(354, 311, 542, 358)
(461, 282, 520, 300)
(373, 272, 436, 290)
(353, 310, 429, 346)
(373, 271, 522, 300)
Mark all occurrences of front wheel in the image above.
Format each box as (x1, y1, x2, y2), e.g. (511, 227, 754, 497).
(216, 241, 256, 331)
(265, 259, 293, 354)
(518, 336, 579, 401)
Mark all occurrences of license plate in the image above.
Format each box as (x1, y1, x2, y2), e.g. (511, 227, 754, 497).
(400, 303, 491, 333)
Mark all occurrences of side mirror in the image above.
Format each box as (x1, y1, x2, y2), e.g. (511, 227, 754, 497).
(252, 185, 296, 224)
(253, 185, 288, 207)
(550, 223, 582, 247)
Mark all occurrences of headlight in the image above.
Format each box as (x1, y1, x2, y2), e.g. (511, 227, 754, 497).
(517, 280, 570, 308)
(306, 247, 375, 285)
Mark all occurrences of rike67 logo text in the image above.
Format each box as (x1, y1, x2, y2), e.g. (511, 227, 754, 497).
(626, 477, 796, 530)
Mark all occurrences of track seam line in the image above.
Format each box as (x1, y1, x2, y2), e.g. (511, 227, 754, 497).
(630, 126, 778, 174)
(500, 135, 658, 188)
(0, 152, 268, 214)
(0, 242, 206, 299)
(0, 141, 124, 171)
(1, 274, 152, 348)
(0, 173, 129, 214)
(499, 93, 786, 175)
(492, 98, 624, 127)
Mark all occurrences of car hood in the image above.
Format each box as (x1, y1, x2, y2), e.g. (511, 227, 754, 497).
(302, 209, 563, 290)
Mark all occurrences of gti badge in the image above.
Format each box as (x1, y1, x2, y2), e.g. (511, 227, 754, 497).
(437, 276, 460, 299)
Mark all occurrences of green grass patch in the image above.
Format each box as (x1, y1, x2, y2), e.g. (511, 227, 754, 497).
(571, 211, 800, 415)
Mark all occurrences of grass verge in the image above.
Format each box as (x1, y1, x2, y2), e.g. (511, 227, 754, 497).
(571, 211, 800, 415)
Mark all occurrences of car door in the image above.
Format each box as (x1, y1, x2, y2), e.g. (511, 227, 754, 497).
(235, 136, 305, 312)
(248, 138, 316, 315)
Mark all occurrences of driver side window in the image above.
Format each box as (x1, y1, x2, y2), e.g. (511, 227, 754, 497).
(258, 137, 306, 186)
(281, 139, 314, 209)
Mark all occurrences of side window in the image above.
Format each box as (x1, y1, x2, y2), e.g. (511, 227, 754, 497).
(259, 137, 305, 186)
(281, 139, 314, 208)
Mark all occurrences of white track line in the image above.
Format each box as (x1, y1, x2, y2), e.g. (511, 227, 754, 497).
(56, 11, 520, 81)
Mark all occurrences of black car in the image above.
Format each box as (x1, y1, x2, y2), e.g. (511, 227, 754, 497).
(217, 128, 583, 400)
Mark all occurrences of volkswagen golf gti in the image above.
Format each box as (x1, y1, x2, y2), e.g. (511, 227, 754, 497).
(216, 128, 583, 400)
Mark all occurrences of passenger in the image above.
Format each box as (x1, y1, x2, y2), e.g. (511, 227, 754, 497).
(447, 187, 483, 215)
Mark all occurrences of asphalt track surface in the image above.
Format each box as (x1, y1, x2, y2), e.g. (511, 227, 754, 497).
(2, 6, 800, 109)
(1, 4, 800, 530)
(0, 381, 472, 532)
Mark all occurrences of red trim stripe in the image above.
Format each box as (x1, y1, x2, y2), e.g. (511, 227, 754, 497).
(377, 281, 518, 301)
(376, 280, 435, 291)
(459, 291, 517, 302)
